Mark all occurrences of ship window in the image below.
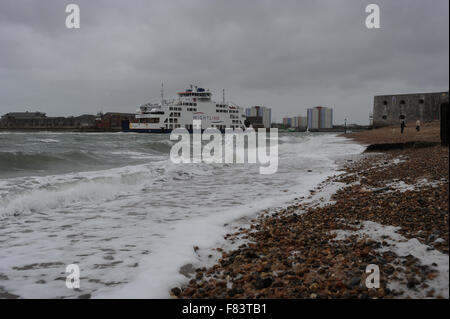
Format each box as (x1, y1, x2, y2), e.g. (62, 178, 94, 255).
(382, 115, 387, 120)
(400, 100, 405, 105)
(383, 101, 388, 106)
(419, 99, 424, 104)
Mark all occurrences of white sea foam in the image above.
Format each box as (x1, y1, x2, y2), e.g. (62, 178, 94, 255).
(33, 138, 60, 143)
(332, 221, 449, 298)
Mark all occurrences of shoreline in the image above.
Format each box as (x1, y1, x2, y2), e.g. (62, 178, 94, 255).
(173, 124, 449, 299)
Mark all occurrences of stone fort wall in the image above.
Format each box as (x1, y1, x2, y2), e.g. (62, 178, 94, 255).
(373, 91, 448, 128)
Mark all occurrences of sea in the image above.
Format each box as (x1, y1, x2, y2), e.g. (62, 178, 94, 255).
(0, 131, 365, 298)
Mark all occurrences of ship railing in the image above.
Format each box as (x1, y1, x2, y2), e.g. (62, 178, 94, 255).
(163, 99, 178, 105)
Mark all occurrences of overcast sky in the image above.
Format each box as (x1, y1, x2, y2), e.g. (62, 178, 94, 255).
(0, 0, 448, 124)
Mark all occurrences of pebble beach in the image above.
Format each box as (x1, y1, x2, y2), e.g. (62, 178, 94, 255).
(174, 122, 449, 299)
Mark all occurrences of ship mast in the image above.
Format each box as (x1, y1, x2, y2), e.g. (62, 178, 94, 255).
(160, 82, 164, 105)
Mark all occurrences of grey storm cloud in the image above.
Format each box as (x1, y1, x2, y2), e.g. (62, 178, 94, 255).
(0, 0, 448, 124)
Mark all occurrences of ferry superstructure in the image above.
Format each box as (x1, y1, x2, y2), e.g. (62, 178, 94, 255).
(127, 86, 247, 133)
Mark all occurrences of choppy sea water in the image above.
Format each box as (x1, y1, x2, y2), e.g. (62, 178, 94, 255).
(0, 131, 365, 298)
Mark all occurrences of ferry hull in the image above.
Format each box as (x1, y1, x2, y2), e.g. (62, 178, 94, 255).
(123, 128, 229, 134)
(123, 128, 172, 134)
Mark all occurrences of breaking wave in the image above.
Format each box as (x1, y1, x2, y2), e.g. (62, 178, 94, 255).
(0, 150, 104, 172)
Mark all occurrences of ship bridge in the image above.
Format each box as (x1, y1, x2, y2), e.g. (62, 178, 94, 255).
(177, 87, 211, 102)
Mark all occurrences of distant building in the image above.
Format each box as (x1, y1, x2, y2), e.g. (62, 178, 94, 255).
(245, 106, 271, 128)
(1, 111, 47, 120)
(95, 112, 135, 130)
(0, 111, 140, 131)
(307, 106, 333, 129)
(0, 111, 96, 130)
(372, 91, 448, 128)
(283, 116, 307, 129)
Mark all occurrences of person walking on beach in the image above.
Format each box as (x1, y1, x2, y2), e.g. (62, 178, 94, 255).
(416, 119, 421, 132)
(401, 120, 406, 134)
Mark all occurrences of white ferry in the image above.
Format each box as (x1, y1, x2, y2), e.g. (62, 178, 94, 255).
(126, 86, 247, 133)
